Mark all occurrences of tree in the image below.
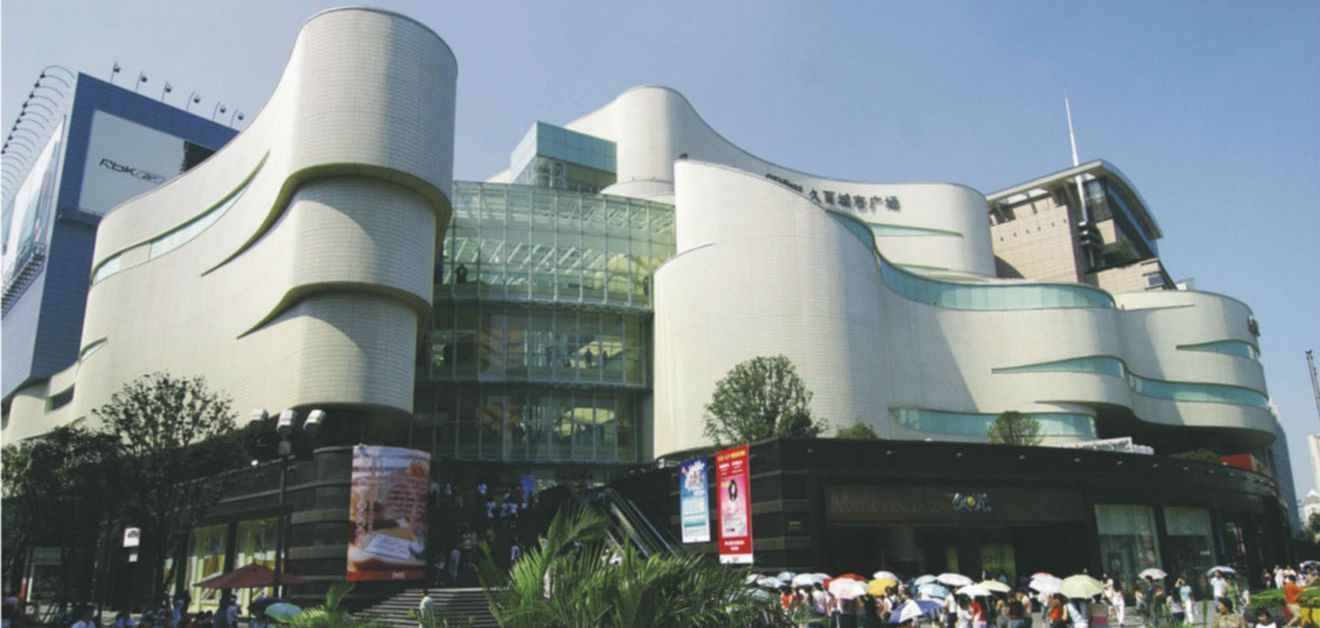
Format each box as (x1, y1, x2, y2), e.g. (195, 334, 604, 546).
(1171, 448, 1223, 465)
(986, 411, 1043, 446)
(836, 421, 880, 440)
(476, 506, 791, 628)
(703, 355, 824, 446)
(1, 425, 121, 605)
(90, 372, 245, 599)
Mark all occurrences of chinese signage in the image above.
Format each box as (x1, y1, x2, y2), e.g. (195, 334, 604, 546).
(716, 444, 753, 564)
(347, 445, 430, 581)
(679, 457, 711, 544)
(122, 527, 141, 548)
(765, 173, 901, 212)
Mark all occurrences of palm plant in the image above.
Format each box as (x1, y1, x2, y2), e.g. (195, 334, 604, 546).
(281, 580, 382, 628)
(476, 506, 790, 628)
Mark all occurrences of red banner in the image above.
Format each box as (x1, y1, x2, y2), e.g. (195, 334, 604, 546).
(716, 444, 753, 564)
(347, 445, 430, 581)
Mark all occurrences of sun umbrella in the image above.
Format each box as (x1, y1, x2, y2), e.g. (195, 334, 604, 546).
(1031, 572, 1055, 579)
(1059, 574, 1104, 599)
(1208, 566, 1238, 575)
(978, 580, 1012, 593)
(838, 573, 868, 581)
(777, 571, 797, 582)
(957, 584, 993, 598)
(874, 570, 900, 581)
(1030, 575, 1063, 593)
(757, 576, 785, 589)
(264, 602, 302, 622)
(938, 573, 974, 587)
(745, 573, 761, 584)
(888, 599, 943, 624)
(917, 583, 950, 599)
(1139, 568, 1167, 579)
(870, 578, 899, 596)
(248, 596, 284, 614)
(830, 578, 869, 600)
(194, 563, 310, 589)
(814, 572, 832, 579)
(792, 573, 818, 587)
(914, 575, 938, 586)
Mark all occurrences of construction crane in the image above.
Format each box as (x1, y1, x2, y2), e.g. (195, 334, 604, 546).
(1309, 349, 1320, 423)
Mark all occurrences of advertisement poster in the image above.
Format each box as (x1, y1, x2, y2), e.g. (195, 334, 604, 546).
(715, 444, 752, 564)
(2, 119, 63, 285)
(679, 456, 711, 544)
(78, 110, 216, 216)
(347, 445, 430, 581)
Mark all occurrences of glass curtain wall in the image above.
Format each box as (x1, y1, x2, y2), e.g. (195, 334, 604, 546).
(420, 182, 674, 465)
(184, 524, 228, 613)
(1163, 507, 1214, 577)
(234, 518, 277, 611)
(1095, 504, 1162, 588)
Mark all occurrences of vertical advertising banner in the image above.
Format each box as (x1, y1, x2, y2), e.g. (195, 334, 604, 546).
(715, 444, 753, 564)
(347, 445, 430, 581)
(679, 456, 711, 544)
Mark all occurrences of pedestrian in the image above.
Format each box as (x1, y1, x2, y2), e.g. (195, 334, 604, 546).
(1111, 584, 1126, 628)
(1178, 577, 1195, 624)
(1048, 595, 1067, 628)
(1255, 609, 1278, 628)
(1065, 595, 1088, 628)
(1283, 575, 1302, 628)
(418, 589, 434, 628)
(1007, 590, 1029, 628)
(71, 608, 97, 628)
(1211, 571, 1228, 603)
(1211, 598, 1244, 628)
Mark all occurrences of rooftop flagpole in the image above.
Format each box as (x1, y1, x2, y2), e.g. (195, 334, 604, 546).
(1067, 92, 1095, 269)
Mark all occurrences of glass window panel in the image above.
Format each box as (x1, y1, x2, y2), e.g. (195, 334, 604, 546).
(453, 309, 479, 378)
(456, 388, 479, 459)
(616, 395, 636, 462)
(1094, 504, 1162, 586)
(480, 392, 507, 460)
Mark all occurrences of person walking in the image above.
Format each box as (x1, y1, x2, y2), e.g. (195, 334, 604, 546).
(1283, 575, 1302, 628)
(418, 589, 434, 628)
(1254, 609, 1278, 628)
(1111, 584, 1126, 628)
(1178, 578, 1195, 625)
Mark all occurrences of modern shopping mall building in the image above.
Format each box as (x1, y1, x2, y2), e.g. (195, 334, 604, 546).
(1, 6, 1295, 610)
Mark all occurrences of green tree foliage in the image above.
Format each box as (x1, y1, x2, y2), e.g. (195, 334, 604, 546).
(90, 372, 245, 597)
(284, 581, 383, 627)
(1, 425, 120, 606)
(836, 421, 880, 440)
(986, 411, 1043, 446)
(477, 507, 791, 628)
(1171, 448, 1223, 465)
(703, 355, 824, 445)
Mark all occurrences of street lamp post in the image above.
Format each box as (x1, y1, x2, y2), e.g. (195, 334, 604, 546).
(248, 408, 324, 598)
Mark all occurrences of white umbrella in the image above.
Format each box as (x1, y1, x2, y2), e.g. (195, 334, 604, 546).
(1139, 568, 1167, 579)
(978, 580, 1012, 593)
(917, 583, 951, 599)
(914, 574, 938, 586)
(957, 584, 993, 598)
(939, 573, 975, 587)
(1208, 566, 1238, 575)
(757, 576, 785, 589)
(777, 570, 797, 582)
(1030, 575, 1063, 593)
(792, 573, 817, 587)
(1059, 574, 1104, 599)
(889, 599, 943, 624)
(745, 573, 761, 584)
(830, 578, 869, 600)
(874, 570, 900, 581)
(813, 572, 832, 581)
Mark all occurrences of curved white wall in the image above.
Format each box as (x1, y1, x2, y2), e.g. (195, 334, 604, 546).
(653, 160, 1275, 457)
(2, 8, 457, 440)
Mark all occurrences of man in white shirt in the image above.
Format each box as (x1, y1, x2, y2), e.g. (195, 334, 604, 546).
(418, 589, 434, 628)
(1211, 572, 1228, 602)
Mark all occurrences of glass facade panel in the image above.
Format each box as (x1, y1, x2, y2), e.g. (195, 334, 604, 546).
(1163, 506, 1214, 576)
(994, 356, 1126, 378)
(1177, 340, 1259, 361)
(1126, 372, 1268, 408)
(1095, 505, 1162, 587)
(184, 524, 228, 613)
(234, 518, 277, 611)
(891, 408, 1096, 439)
(423, 182, 666, 465)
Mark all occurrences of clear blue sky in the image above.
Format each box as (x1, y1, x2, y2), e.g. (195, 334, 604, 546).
(4, 1, 1318, 499)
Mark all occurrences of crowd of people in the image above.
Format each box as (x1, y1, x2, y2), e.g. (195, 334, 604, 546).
(751, 563, 1320, 628)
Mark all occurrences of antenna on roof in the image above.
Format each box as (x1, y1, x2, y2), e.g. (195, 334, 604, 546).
(1066, 91, 1095, 269)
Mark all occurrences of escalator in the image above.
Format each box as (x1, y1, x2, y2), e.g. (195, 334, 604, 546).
(537, 484, 682, 558)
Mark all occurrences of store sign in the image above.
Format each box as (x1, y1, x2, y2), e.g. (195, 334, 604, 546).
(764, 173, 901, 212)
(78, 110, 216, 216)
(679, 456, 711, 544)
(347, 445, 430, 581)
(716, 444, 753, 564)
(122, 527, 141, 548)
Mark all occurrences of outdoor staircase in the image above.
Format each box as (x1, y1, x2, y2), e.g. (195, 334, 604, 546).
(357, 587, 498, 628)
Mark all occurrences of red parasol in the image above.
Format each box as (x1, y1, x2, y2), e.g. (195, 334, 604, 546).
(193, 563, 310, 589)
